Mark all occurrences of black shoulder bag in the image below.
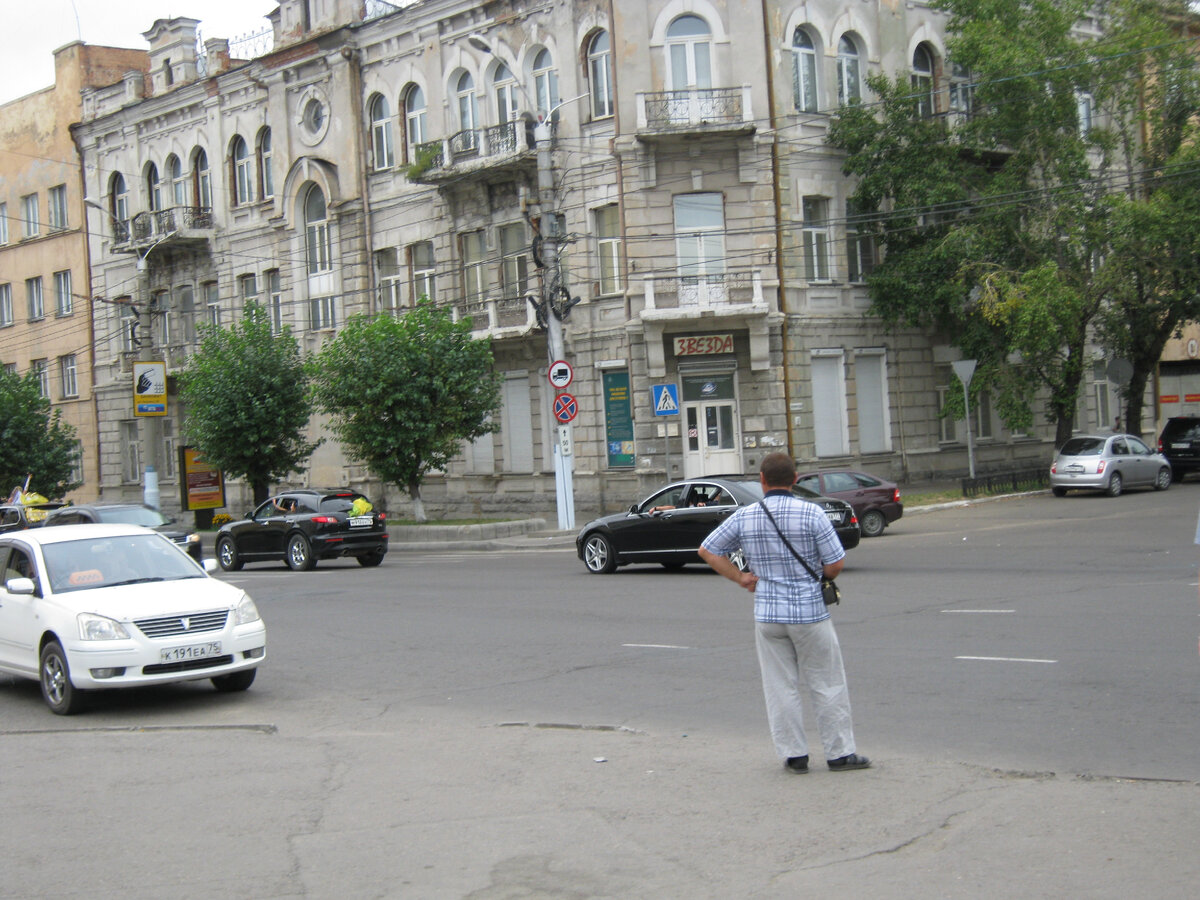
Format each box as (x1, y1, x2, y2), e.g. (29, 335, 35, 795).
(757, 500, 841, 606)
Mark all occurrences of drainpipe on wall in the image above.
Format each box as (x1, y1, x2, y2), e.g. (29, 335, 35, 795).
(760, 0, 796, 459)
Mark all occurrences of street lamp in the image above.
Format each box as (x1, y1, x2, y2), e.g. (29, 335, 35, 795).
(83, 198, 175, 508)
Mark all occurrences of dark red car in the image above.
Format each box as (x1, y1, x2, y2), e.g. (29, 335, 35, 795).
(794, 470, 903, 537)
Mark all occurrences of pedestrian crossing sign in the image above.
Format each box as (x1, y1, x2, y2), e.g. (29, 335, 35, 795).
(652, 383, 680, 416)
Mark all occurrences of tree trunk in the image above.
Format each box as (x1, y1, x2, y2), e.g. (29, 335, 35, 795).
(407, 478, 426, 523)
(1123, 366, 1151, 438)
(252, 478, 271, 507)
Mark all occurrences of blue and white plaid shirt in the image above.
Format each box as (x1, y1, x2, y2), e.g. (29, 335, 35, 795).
(702, 489, 846, 624)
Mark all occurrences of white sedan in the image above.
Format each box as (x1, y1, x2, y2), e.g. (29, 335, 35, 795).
(0, 523, 266, 715)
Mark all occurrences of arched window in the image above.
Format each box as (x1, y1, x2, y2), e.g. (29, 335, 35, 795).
(912, 44, 935, 119)
(258, 128, 274, 198)
(146, 163, 162, 212)
(109, 172, 128, 231)
(193, 148, 211, 209)
(456, 72, 478, 150)
(793, 28, 818, 113)
(666, 15, 712, 90)
(587, 31, 613, 118)
(533, 48, 559, 118)
(837, 35, 861, 106)
(232, 136, 253, 205)
(493, 63, 519, 124)
(404, 85, 427, 160)
(304, 184, 331, 275)
(368, 94, 394, 170)
(166, 154, 186, 206)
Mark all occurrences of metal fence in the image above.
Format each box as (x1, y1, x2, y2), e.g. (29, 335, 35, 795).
(961, 468, 1049, 498)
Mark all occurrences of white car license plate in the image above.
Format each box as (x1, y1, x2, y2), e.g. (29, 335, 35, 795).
(1173, 443, 1190, 449)
(349, 516, 373, 527)
(825, 511, 844, 525)
(160, 641, 222, 663)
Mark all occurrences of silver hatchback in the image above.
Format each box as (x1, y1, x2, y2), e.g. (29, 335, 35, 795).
(1050, 433, 1172, 497)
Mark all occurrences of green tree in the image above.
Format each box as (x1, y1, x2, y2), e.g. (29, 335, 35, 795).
(178, 305, 319, 505)
(0, 368, 80, 499)
(309, 302, 502, 522)
(826, 0, 1197, 446)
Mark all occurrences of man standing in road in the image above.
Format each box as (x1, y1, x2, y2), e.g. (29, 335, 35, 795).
(698, 452, 870, 774)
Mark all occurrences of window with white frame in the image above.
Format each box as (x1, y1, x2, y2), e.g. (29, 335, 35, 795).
(802, 197, 832, 281)
(0, 202, 8, 244)
(846, 201, 875, 283)
(666, 15, 712, 91)
(855, 350, 891, 453)
(68, 439, 84, 486)
(375, 248, 402, 311)
(410, 241, 435, 304)
(310, 295, 336, 330)
(950, 62, 975, 122)
(500, 223, 529, 298)
(48, 185, 68, 230)
(595, 204, 621, 295)
(59, 354, 77, 398)
(533, 48, 559, 119)
(912, 44, 936, 119)
(167, 155, 186, 206)
(203, 281, 220, 328)
(493, 64, 520, 128)
(194, 148, 212, 208)
(1092, 360, 1112, 430)
(792, 28, 819, 113)
(238, 273, 257, 316)
(147, 164, 162, 212)
(837, 35, 862, 106)
(1076, 91, 1093, 136)
(266, 269, 283, 334)
(456, 72, 478, 149)
(673, 193, 726, 282)
(811, 350, 850, 456)
(0, 283, 12, 326)
(974, 389, 993, 440)
(174, 284, 195, 345)
(111, 173, 129, 230)
(461, 230, 486, 302)
(26, 277, 43, 320)
(54, 270, 72, 316)
(157, 295, 171, 348)
(232, 136, 254, 205)
(587, 31, 614, 119)
(121, 420, 141, 483)
(32, 359, 49, 398)
(258, 129, 274, 199)
(2, 363, 16, 376)
(404, 85, 427, 160)
(21, 194, 39, 238)
(937, 384, 957, 442)
(305, 185, 331, 275)
(369, 95, 394, 169)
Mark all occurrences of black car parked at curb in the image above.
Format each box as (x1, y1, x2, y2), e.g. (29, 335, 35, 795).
(42, 503, 202, 560)
(215, 489, 388, 571)
(576, 476, 859, 574)
(1158, 416, 1200, 481)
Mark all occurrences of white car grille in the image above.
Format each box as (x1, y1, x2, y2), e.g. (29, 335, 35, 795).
(134, 610, 228, 638)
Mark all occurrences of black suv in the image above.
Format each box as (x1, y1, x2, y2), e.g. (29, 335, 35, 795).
(43, 503, 202, 559)
(215, 489, 388, 571)
(1158, 417, 1200, 481)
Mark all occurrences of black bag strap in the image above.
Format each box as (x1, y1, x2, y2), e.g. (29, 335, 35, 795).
(758, 499, 822, 583)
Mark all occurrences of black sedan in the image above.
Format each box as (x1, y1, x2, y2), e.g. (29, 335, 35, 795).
(576, 477, 859, 574)
(42, 503, 202, 560)
(215, 489, 388, 571)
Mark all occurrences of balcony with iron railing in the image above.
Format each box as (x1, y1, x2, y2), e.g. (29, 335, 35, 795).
(636, 87, 756, 140)
(408, 120, 541, 185)
(113, 206, 214, 252)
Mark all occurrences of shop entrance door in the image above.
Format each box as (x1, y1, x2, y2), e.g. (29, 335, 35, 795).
(682, 373, 741, 477)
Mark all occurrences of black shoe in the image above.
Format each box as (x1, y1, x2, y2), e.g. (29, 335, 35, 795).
(827, 753, 871, 771)
(785, 756, 809, 773)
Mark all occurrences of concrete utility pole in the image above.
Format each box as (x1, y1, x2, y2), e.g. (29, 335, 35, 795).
(86, 200, 173, 508)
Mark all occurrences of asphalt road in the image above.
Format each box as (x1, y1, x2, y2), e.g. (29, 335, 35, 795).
(2, 484, 1198, 897)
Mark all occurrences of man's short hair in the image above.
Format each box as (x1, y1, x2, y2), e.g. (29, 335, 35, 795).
(760, 452, 796, 488)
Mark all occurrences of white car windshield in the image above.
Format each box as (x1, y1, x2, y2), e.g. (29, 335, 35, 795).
(41, 534, 204, 593)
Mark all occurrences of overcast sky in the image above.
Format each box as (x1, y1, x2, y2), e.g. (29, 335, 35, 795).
(1, 0, 278, 106)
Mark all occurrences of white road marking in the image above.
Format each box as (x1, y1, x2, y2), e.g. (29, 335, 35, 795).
(623, 643, 690, 650)
(941, 609, 1015, 614)
(956, 655, 1058, 664)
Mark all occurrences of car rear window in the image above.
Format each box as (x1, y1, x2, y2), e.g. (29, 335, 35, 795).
(320, 494, 368, 513)
(1060, 438, 1105, 456)
(1164, 419, 1200, 441)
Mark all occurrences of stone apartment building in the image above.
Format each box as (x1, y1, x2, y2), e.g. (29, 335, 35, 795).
(68, 0, 1123, 519)
(0, 40, 149, 502)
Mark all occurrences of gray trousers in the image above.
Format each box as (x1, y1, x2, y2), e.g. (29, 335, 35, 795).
(755, 618, 856, 761)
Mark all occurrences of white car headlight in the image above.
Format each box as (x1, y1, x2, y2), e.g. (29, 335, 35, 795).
(234, 593, 261, 625)
(78, 612, 131, 641)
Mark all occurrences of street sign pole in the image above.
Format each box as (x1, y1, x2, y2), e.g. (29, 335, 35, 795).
(952, 359, 978, 479)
